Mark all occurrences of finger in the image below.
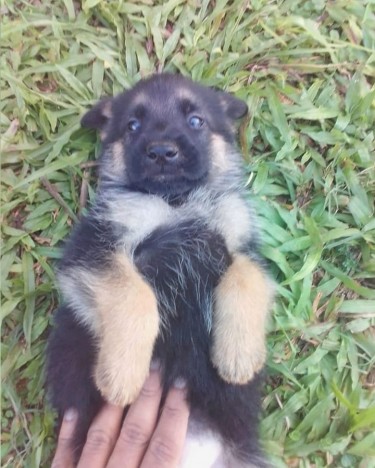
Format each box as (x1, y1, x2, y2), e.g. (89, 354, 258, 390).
(51, 409, 78, 468)
(107, 369, 163, 468)
(77, 404, 124, 468)
(141, 378, 189, 468)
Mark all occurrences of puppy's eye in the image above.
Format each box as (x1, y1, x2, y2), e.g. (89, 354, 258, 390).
(128, 119, 141, 132)
(188, 115, 204, 129)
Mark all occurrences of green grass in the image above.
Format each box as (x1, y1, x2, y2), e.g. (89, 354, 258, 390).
(1, 0, 374, 466)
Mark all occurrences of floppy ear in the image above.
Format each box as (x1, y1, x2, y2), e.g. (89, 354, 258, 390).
(218, 91, 248, 121)
(81, 98, 113, 136)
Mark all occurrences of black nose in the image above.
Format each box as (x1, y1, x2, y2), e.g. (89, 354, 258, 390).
(146, 142, 179, 162)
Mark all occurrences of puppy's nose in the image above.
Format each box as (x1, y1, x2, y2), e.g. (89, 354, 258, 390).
(146, 142, 179, 162)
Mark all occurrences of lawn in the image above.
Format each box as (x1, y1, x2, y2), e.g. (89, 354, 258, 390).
(1, 1, 374, 467)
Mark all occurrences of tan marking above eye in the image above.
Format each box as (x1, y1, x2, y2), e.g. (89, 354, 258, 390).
(130, 92, 147, 108)
(176, 87, 196, 102)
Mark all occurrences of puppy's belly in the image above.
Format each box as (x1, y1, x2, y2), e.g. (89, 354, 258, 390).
(180, 418, 225, 468)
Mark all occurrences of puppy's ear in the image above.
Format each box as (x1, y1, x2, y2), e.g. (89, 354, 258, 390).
(81, 98, 113, 138)
(218, 91, 248, 121)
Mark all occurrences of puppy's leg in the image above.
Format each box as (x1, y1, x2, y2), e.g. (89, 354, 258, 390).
(92, 254, 159, 406)
(211, 254, 273, 384)
(46, 304, 103, 460)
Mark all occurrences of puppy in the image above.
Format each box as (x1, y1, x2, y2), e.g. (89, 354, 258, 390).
(46, 73, 274, 467)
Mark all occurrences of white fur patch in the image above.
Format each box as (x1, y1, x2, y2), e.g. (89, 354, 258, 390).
(100, 187, 254, 255)
(179, 421, 262, 467)
(103, 193, 173, 252)
(176, 189, 254, 254)
(57, 268, 101, 333)
(180, 424, 225, 468)
(211, 193, 254, 252)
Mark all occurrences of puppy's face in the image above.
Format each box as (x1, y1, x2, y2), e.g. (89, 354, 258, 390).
(82, 74, 247, 197)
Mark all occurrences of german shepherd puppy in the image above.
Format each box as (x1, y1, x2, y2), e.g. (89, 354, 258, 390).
(47, 74, 274, 467)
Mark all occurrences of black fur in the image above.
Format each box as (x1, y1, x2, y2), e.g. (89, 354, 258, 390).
(47, 218, 265, 463)
(47, 304, 102, 456)
(46, 73, 269, 467)
(136, 223, 264, 463)
(82, 73, 248, 196)
(58, 210, 119, 271)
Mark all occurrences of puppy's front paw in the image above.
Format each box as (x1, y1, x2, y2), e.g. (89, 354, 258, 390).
(211, 335, 266, 384)
(94, 349, 149, 406)
(93, 289, 159, 406)
(211, 255, 273, 385)
(92, 253, 160, 405)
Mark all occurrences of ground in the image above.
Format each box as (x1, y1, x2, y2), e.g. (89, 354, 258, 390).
(1, 1, 374, 467)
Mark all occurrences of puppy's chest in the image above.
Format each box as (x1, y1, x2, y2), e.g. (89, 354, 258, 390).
(101, 191, 253, 254)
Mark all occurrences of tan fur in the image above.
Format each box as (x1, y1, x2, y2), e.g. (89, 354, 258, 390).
(130, 91, 147, 108)
(208, 133, 243, 189)
(92, 254, 159, 405)
(210, 133, 230, 174)
(176, 87, 196, 102)
(211, 255, 273, 384)
(110, 140, 126, 173)
(102, 100, 113, 119)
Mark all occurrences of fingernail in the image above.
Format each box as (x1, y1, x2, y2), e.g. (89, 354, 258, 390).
(64, 408, 77, 422)
(173, 377, 186, 389)
(150, 359, 161, 371)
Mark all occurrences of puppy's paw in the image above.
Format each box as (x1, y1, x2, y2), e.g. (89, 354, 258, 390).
(94, 350, 150, 406)
(92, 253, 160, 405)
(211, 336, 266, 384)
(93, 290, 159, 406)
(211, 255, 273, 385)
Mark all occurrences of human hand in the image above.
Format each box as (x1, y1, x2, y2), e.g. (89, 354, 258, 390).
(51, 370, 189, 468)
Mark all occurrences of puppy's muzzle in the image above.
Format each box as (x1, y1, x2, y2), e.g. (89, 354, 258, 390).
(146, 142, 179, 165)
